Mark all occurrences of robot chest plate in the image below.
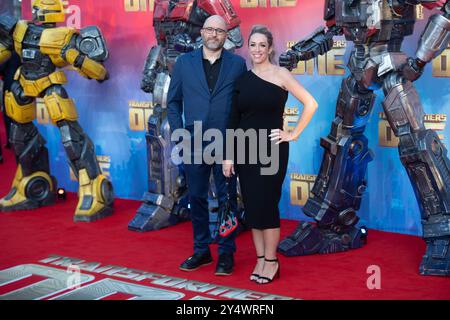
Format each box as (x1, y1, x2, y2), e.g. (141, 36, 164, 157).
(21, 25, 54, 74)
(335, 0, 383, 27)
(335, 0, 414, 41)
(22, 24, 42, 51)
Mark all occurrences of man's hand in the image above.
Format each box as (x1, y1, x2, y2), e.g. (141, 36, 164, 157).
(279, 50, 299, 71)
(401, 57, 425, 82)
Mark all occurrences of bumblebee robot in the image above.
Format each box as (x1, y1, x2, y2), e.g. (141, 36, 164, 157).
(128, 0, 243, 231)
(279, 0, 450, 276)
(0, 0, 113, 222)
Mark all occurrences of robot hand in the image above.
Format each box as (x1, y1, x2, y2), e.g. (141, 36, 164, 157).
(141, 69, 157, 93)
(96, 70, 109, 83)
(401, 57, 425, 82)
(141, 46, 163, 93)
(173, 33, 196, 53)
(279, 50, 299, 71)
(280, 26, 337, 71)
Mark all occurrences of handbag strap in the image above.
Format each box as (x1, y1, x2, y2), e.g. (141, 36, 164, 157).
(224, 177, 232, 202)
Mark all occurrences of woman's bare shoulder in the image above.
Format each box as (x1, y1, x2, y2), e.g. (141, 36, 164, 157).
(274, 65, 298, 87)
(274, 65, 293, 78)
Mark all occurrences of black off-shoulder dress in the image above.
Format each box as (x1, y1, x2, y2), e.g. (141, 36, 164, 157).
(227, 70, 289, 229)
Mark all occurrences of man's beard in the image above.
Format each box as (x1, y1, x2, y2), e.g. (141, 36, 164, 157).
(203, 38, 225, 51)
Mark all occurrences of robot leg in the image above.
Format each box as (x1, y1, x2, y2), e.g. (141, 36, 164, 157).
(128, 102, 190, 231)
(279, 76, 375, 256)
(382, 75, 450, 276)
(0, 82, 56, 211)
(44, 85, 114, 222)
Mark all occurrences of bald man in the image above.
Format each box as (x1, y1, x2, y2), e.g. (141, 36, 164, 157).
(167, 15, 247, 276)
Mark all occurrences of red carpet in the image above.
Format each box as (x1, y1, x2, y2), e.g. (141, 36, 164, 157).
(0, 117, 449, 300)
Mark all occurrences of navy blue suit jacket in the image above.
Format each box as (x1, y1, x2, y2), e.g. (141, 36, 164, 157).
(167, 48, 247, 135)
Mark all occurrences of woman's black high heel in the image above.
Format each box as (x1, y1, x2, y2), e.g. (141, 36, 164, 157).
(250, 256, 265, 282)
(257, 258, 280, 284)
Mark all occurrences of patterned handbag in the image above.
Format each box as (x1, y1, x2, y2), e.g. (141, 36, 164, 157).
(217, 178, 238, 237)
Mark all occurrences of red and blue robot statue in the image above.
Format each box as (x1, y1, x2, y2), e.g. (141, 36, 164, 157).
(279, 0, 450, 276)
(128, 0, 243, 231)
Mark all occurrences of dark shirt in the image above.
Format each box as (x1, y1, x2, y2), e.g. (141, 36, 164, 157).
(202, 53, 222, 94)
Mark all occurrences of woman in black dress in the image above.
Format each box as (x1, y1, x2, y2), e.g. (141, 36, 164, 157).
(223, 26, 318, 284)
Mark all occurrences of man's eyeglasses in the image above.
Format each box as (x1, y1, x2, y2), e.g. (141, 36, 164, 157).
(202, 27, 227, 36)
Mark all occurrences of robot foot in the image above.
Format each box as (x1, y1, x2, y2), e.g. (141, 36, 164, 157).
(73, 170, 114, 222)
(128, 192, 190, 231)
(277, 222, 366, 256)
(0, 167, 56, 212)
(128, 201, 172, 231)
(419, 237, 450, 276)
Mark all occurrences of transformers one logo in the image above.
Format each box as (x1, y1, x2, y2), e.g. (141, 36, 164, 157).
(129, 100, 155, 131)
(123, 0, 297, 10)
(433, 46, 450, 77)
(290, 173, 317, 206)
(240, 0, 297, 7)
(124, 0, 155, 12)
(288, 41, 450, 77)
(283, 106, 299, 132)
(378, 113, 447, 147)
(0, 255, 295, 300)
(289, 40, 346, 76)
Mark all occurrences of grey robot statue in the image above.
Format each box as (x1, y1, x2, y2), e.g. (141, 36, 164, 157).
(278, 0, 450, 276)
(128, 0, 243, 231)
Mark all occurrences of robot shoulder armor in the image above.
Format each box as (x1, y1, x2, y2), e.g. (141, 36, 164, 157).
(39, 27, 77, 55)
(12, 20, 28, 44)
(197, 0, 240, 28)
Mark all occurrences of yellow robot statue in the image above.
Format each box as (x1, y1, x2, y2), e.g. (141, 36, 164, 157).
(0, 0, 113, 222)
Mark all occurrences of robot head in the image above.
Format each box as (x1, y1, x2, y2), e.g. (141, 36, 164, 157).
(32, 0, 65, 24)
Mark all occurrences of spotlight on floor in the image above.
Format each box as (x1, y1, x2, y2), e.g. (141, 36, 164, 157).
(360, 226, 368, 245)
(57, 188, 66, 200)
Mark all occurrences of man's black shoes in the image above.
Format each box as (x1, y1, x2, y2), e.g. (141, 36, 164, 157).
(215, 253, 234, 276)
(179, 252, 213, 271)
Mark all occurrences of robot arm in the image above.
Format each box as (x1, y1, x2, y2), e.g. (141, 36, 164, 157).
(141, 45, 165, 93)
(401, 0, 450, 81)
(62, 26, 109, 81)
(279, 24, 342, 71)
(401, 0, 445, 9)
(416, 1, 450, 63)
(224, 26, 243, 51)
(0, 14, 17, 65)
